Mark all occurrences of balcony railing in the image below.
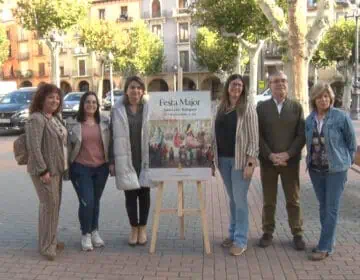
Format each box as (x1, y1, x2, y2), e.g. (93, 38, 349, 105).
(15, 70, 33, 78)
(264, 41, 282, 58)
(18, 52, 30, 60)
(116, 14, 133, 22)
(72, 69, 96, 77)
(18, 35, 29, 42)
(177, 34, 191, 44)
(173, 7, 191, 17)
(72, 47, 89, 56)
(308, 0, 351, 9)
(142, 10, 171, 19)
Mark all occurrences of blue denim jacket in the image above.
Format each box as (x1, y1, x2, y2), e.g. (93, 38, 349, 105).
(305, 108, 357, 173)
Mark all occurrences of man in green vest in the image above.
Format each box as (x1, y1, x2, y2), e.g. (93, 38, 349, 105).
(256, 71, 306, 250)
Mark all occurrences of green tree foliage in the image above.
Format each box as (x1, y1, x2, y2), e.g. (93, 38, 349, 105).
(192, 27, 239, 73)
(311, 19, 355, 69)
(0, 25, 9, 66)
(15, 0, 88, 37)
(80, 20, 127, 56)
(191, 0, 273, 42)
(115, 21, 165, 76)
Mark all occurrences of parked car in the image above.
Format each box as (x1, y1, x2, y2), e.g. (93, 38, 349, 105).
(255, 88, 272, 105)
(62, 91, 85, 119)
(102, 89, 124, 110)
(0, 87, 37, 131)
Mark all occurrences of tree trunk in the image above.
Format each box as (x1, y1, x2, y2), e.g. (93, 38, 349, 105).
(288, 0, 309, 116)
(313, 67, 318, 85)
(342, 65, 353, 112)
(247, 41, 264, 106)
(284, 59, 294, 97)
(97, 61, 104, 106)
(235, 44, 243, 74)
(46, 40, 60, 87)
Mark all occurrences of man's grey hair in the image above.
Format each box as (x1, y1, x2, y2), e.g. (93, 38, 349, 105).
(269, 71, 288, 82)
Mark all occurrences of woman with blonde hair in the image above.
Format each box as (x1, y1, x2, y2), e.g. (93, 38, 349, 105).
(305, 82, 357, 261)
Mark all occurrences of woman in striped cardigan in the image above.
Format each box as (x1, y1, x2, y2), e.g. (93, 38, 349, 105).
(213, 74, 259, 256)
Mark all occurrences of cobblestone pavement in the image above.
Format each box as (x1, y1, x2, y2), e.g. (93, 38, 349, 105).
(0, 122, 359, 280)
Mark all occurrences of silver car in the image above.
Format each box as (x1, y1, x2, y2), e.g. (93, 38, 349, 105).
(62, 91, 85, 119)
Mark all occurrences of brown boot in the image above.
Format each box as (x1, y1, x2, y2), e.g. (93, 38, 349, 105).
(138, 226, 147, 245)
(293, 235, 305, 251)
(259, 233, 273, 248)
(56, 242, 65, 252)
(128, 226, 138, 246)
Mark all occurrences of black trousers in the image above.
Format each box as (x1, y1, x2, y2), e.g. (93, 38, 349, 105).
(124, 187, 150, 226)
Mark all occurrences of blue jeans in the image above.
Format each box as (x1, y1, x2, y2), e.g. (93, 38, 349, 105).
(218, 157, 251, 248)
(70, 162, 109, 235)
(309, 169, 347, 253)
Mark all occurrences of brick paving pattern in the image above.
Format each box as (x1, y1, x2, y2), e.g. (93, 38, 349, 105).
(0, 123, 359, 280)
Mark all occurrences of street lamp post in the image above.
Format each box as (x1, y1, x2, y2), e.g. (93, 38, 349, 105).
(108, 51, 114, 106)
(48, 30, 64, 88)
(346, 9, 360, 119)
(173, 64, 178, 91)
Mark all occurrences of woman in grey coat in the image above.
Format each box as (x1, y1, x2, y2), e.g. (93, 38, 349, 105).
(109, 76, 152, 246)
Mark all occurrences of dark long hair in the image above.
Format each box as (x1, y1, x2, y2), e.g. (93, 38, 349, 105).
(76, 91, 100, 123)
(29, 83, 62, 115)
(123, 75, 146, 105)
(217, 74, 248, 116)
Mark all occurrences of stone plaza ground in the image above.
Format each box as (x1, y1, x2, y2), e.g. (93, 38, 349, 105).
(0, 121, 359, 280)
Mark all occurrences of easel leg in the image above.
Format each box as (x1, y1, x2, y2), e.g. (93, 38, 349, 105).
(150, 182, 164, 254)
(197, 181, 211, 254)
(178, 181, 185, 239)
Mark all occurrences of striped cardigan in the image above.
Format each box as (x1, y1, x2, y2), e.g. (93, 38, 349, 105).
(213, 104, 259, 170)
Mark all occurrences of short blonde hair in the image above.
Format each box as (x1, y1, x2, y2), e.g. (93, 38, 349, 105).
(310, 82, 335, 110)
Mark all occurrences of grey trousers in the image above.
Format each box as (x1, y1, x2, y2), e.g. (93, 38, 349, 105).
(31, 175, 62, 257)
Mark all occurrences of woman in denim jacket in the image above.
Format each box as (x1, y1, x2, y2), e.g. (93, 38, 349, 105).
(305, 82, 357, 261)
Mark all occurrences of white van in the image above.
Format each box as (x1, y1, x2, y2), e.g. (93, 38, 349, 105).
(0, 81, 17, 99)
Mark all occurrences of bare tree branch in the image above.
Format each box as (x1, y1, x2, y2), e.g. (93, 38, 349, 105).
(306, 0, 335, 57)
(257, 0, 288, 39)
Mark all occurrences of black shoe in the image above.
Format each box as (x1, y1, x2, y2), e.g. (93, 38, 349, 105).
(259, 233, 273, 248)
(312, 247, 319, 253)
(293, 236, 305, 251)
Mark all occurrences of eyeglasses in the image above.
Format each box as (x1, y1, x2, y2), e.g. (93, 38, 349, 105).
(230, 82, 243, 88)
(271, 79, 288, 84)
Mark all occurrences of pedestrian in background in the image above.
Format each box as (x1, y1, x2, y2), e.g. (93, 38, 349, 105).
(305, 82, 357, 261)
(109, 76, 153, 246)
(67, 91, 110, 251)
(213, 74, 259, 256)
(26, 83, 67, 261)
(257, 71, 306, 250)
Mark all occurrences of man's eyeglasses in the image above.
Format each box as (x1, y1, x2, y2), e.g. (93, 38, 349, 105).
(271, 79, 288, 84)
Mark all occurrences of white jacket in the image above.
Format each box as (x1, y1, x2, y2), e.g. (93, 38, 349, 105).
(110, 95, 153, 190)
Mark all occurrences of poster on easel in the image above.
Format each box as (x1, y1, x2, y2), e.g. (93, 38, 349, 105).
(148, 91, 212, 181)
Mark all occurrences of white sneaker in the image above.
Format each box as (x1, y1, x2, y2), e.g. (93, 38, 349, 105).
(81, 233, 93, 251)
(91, 230, 105, 247)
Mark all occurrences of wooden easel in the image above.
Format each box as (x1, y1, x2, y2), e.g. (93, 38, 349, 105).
(149, 181, 211, 254)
